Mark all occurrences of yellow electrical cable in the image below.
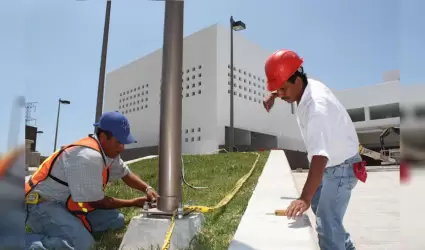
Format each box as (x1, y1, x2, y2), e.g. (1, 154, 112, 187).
(161, 151, 261, 250)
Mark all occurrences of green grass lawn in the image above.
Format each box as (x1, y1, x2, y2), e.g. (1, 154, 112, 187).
(95, 151, 269, 250)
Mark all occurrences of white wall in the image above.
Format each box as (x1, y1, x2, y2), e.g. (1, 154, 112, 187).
(105, 24, 414, 155)
(215, 24, 304, 151)
(105, 24, 220, 154)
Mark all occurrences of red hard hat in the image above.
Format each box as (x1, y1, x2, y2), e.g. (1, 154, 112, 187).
(265, 49, 304, 92)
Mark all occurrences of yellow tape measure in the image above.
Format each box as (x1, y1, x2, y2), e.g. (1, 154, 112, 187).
(26, 193, 40, 205)
(161, 152, 261, 250)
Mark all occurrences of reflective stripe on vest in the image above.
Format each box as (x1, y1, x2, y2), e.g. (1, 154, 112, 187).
(25, 135, 111, 232)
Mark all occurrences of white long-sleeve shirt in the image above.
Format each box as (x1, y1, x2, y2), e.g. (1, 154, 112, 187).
(296, 79, 360, 167)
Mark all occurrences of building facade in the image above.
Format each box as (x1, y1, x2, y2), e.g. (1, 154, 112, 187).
(104, 24, 413, 160)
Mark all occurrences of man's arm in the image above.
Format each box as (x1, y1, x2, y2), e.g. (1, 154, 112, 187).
(88, 196, 143, 209)
(300, 155, 327, 202)
(64, 148, 142, 209)
(111, 158, 158, 202)
(122, 171, 151, 192)
(300, 102, 331, 202)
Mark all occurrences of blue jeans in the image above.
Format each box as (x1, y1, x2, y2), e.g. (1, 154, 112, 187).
(311, 154, 361, 250)
(25, 201, 125, 250)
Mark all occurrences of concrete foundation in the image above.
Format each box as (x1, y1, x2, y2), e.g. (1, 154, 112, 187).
(119, 212, 205, 250)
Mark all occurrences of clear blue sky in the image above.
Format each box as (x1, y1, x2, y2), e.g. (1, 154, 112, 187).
(0, 0, 423, 156)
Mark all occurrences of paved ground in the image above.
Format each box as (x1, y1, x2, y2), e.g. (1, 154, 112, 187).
(292, 170, 400, 250)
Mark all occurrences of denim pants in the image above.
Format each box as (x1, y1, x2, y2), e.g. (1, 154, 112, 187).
(25, 201, 125, 250)
(311, 154, 362, 250)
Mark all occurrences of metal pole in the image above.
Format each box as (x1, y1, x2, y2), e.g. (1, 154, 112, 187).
(157, 0, 184, 213)
(229, 16, 235, 152)
(53, 99, 61, 152)
(95, 0, 112, 122)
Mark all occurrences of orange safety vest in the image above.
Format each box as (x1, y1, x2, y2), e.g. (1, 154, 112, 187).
(25, 135, 111, 233)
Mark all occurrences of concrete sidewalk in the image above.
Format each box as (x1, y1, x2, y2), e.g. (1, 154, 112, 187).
(228, 150, 317, 250)
(293, 170, 401, 250)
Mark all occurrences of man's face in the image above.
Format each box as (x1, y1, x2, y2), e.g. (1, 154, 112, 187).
(98, 133, 124, 158)
(276, 77, 304, 103)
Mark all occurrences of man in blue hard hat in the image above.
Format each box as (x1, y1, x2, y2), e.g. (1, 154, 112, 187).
(25, 111, 158, 250)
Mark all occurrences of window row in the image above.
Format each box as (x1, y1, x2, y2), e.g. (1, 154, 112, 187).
(120, 84, 149, 96)
(228, 83, 265, 96)
(228, 90, 264, 104)
(185, 81, 202, 89)
(184, 136, 202, 142)
(184, 90, 202, 98)
(119, 98, 148, 108)
(184, 127, 201, 133)
(119, 91, 149, 103)
(228, 74, 266, 90)
(228, 65, 266, 83)
(120, 105, 149, 114)
(184, 73, 203, 82)
(183, 65, 203, 74)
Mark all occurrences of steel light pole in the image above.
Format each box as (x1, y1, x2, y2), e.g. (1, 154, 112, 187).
(157, 0, 184, 213)
(53, 99, 71, 152)
(95, 0, 112, 122)
(229, 16, 246, 152)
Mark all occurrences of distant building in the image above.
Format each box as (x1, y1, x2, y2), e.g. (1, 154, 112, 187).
(104, 24, 421, 164)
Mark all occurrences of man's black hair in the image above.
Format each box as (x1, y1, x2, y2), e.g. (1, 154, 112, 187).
(95, 127, 113, 140)
(287, 66, 308, 89)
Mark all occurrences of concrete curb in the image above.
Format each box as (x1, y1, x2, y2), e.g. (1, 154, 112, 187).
(229, 150, 318, 250)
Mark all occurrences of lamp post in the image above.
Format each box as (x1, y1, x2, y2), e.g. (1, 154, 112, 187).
(157, 0, 184, 213)
(229, 16, 246, 152)
(94, 0, 112, 122)
(53, 99, 71, 152)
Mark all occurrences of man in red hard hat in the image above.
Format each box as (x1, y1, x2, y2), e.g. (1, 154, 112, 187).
(263, 49, 365, 250)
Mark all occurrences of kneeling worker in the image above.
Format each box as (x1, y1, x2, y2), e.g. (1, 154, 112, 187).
(25, 111, 159, 250)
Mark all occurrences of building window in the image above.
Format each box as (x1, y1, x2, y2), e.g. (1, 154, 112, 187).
(191, 128, 195, 133)
(369, 103, 400, 120)
(185, 138, 188, 142)
(186, 93, 189, 97)
(198, 127, 201, 132)
(145, 104, 148, 108)
(198, 81, 201, 86)
(198, 65, 202, 69)
(192, 92, 195, 96)
(185, 129, 188, 133)
(198, 73, 202, 77)
(192, 83, 195, 88)
(191, 137, 194, 142)
(192, 75, 195, 79)
(347, 108, 365, 122)
(198, 90, 201, 94)
(192, 67, 195, 71)
(197, 136, 201, 141)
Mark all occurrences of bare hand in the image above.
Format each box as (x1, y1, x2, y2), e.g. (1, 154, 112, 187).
(146, 189, 159, 203)
(286, 199, 310, 219)
(131, 196, 148, 208)
(263, 93, 276, 112)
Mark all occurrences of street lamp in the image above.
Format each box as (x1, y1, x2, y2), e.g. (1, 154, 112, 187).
(229, 16, 246, 152)
(95, 0, 112, 122)
(77, 0, 111, 122)
(53, 99, 71, 152)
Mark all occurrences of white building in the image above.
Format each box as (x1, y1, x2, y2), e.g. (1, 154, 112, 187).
(104, 24, 413, 160)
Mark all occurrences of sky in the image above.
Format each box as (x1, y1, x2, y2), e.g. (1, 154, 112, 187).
(0, 0, 423, 156)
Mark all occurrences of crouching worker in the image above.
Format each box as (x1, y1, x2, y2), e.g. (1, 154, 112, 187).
(25, 111, 158, 250)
